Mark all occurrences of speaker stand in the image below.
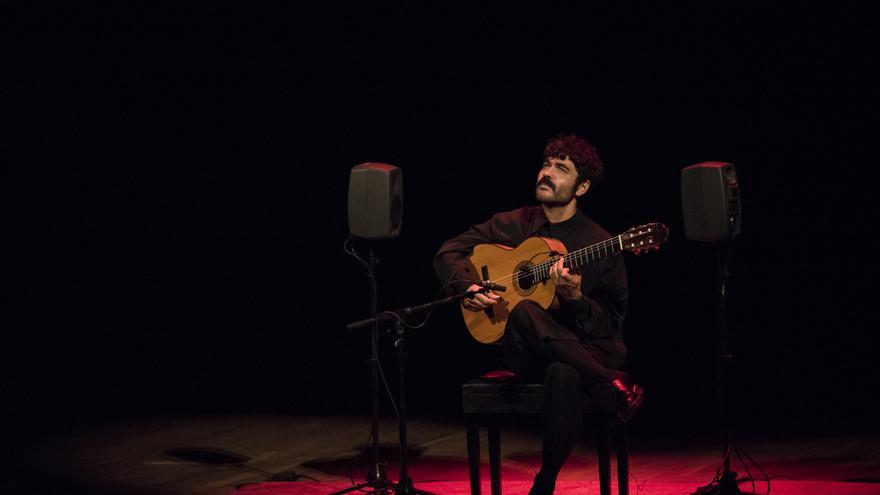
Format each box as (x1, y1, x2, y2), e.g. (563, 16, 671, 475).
(693, 243, 742, 495)
(329, 249, 394, 495)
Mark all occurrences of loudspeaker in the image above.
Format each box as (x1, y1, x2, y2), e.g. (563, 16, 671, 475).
(348, 163, 403, 239)
(681, 162, 741, 242)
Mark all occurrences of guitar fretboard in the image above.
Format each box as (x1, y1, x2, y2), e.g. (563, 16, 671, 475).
(532, 235, 623, 281)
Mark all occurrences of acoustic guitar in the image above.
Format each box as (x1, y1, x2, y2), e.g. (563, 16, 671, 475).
(462, 222, 669, 343)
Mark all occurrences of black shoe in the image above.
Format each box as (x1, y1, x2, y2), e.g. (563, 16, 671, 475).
(527, 469, 556, 495)
(609, 377, 645, 423)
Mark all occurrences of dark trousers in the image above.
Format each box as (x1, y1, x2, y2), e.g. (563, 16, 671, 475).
(502, 301, 618, 494)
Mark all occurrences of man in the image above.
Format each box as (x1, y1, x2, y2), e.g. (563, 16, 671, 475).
(433, 134, 644, 495)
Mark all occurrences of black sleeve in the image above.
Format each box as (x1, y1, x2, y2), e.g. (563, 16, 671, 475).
(562, 253, 628, 345)
(433, 211, 521, 294)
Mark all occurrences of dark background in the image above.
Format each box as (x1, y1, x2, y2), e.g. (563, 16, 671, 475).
(5, 2, 878, 443)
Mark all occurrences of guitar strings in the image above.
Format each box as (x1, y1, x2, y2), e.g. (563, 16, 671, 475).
(483, 240, 616, 286)
(481, 235, 627, 287)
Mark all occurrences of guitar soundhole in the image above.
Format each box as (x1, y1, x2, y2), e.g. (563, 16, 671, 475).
(515, 263, 536, 293)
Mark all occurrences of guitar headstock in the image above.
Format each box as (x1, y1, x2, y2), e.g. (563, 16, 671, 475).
(621, 222, 669, 255)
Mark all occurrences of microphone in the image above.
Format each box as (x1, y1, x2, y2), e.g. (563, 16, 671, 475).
(480, 281, 507, 292)
(464, 281, 507, 300)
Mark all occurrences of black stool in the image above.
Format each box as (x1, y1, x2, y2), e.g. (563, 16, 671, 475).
(462, 369, 629, 495)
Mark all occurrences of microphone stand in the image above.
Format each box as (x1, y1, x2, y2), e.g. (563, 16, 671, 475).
(345, 283, 504, 495)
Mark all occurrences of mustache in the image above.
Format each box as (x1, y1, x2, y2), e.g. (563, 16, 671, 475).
(537, 176, 556, 191)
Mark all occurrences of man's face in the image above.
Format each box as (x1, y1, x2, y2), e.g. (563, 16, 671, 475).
(535, 156, 588, 206)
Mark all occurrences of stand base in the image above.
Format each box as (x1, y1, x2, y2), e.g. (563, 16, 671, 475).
(394, 477, 439, 495)
(327, 481, 389, 495)
(367, 462, 389, 485)
(692, 471, 742, 495)
(326, 477, 438, 495)
(326, 463, 391, 495)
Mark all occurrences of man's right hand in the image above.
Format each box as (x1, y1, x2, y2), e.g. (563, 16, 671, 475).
(461, 284, 501, 312)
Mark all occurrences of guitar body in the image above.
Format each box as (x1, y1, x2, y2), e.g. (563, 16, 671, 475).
(463, 237, 567, 344)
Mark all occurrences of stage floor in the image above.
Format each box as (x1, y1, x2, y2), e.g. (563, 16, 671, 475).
(8, 414, 880, 494)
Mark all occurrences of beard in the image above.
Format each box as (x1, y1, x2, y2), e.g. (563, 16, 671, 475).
(535, 180, 576, 206)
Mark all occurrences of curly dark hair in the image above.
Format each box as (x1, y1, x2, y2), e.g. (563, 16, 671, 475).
(543, 134, 604, 186)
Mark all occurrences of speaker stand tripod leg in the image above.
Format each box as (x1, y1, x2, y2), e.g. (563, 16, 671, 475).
(328, 250, 396, 495)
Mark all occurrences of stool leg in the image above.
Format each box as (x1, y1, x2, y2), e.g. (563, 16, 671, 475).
(466, 421, 481, 495)
(616, 423, 629, 495)
(488, 424, 501, 495)
(596, 420, 612, 495)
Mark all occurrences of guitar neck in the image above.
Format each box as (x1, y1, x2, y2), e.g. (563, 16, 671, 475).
(535, 235, 623, 281)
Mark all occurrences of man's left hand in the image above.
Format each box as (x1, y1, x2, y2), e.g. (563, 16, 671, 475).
(549, 257, 582, 301)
